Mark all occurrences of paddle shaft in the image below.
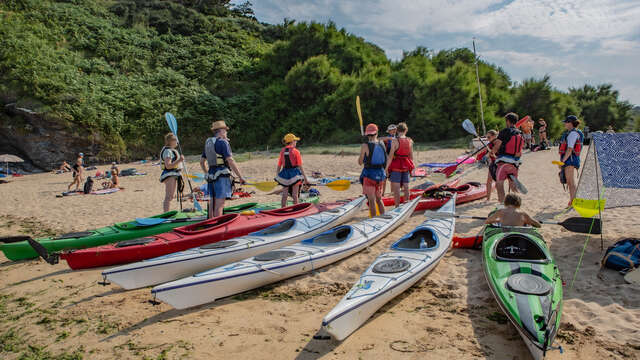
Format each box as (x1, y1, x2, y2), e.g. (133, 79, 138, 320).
(442, 143, 489, 176)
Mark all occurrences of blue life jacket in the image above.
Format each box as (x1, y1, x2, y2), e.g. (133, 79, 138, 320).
(365, 142, 387, 169)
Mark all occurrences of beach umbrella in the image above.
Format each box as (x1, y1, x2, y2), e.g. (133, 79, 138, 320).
(0, 154, 24, 176)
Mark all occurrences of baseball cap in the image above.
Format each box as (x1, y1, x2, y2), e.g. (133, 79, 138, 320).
(283, 133, 301, 143)
(365, 123, 378, 135)
(564, 115, 578, 123)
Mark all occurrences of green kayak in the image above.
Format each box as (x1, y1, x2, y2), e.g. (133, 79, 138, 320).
(0, 196, 320, 261)
(482, 225, 563, 360)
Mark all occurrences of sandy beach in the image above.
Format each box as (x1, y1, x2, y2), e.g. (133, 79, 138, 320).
(1, 147, 638, 360)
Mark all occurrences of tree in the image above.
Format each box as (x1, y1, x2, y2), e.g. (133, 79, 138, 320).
(569, 84, 633, 131)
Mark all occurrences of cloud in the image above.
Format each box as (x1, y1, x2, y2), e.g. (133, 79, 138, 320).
(246, 0, 640, 103)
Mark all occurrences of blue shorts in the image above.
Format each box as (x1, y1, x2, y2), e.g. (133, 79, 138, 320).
(389, 171, 410, 185)
(564, 155, 580, 169)
(207, 176, 232, 199)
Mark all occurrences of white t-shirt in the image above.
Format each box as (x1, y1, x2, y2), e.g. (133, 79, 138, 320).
(161, 148, 183, 170)
(566, 131, 580, 149)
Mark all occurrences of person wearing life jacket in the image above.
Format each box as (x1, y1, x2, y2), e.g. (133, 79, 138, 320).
(200, 120, 246, 218)
(482, 130, 498, 201)
(386, 122, 415, 208)
(378, 124, 397, 195)
(559, 115, 584, 207)
(359, 124, 387, 217)
(160, 133, 184, 212)
(274, 133, 309, 208)
(68, 152, 84, 192)
(489, 113, 524, 203)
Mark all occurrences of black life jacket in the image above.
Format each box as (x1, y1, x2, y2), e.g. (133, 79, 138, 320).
(283, 147, 298, 169)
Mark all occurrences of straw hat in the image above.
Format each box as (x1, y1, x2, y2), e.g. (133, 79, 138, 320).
(211, 121, 229, 131)
(283, 133, 300, 143)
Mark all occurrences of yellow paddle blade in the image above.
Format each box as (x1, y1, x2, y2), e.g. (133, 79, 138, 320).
(246, 181, 278, 192)
(356, 95, 363, 136)
(552, 160, 565, 166)
(572, 198, 606, 218)
(324, 179, 351, 191)
(240, 210, 257, 216)
(186, 174, 202, 179)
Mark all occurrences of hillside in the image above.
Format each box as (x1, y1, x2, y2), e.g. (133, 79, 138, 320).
(0, 0, 635, 170)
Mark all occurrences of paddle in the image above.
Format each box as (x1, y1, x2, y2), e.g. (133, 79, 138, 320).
(425, 212, 601, 234)
(0, 235, 33, 243)
(552, 161, 564, 166)
(27, 238, 59, 265)
(164, 112, 203, 212)
(356, 96, 364, 136)
(134, 216, 206, 227)
(461, 119, 528, 194)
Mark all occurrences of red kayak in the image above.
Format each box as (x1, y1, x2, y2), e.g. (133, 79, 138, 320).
(383, 181, 486, 211)
(60, 202, 340, 270)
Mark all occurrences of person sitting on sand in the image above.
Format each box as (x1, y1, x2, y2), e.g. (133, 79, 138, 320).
(109, 163, 120, 189)
(274, 133, 309, 208)
(359, 124, 387, 217)
(67, 153, 84, 191)
(59, 161, 71, 172)
(386, 122, 415, 207)
(485, 194, 541, 227)
(489, 113, 524, 203)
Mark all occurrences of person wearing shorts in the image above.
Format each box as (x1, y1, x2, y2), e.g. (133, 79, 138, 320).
(559, 115, 584, 207)
(200, 120, 246, 218)
(490, 113, 524, 203)
(275, 133, 309, 208)
(359, 123, 387, 217)
(482, 130, 498, 201)
(386, 122, 415, 208)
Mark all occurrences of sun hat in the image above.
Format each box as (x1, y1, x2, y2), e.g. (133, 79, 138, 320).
(386, 124, 397, 132)
(365, 123, 378, 135)
(211, 120, 229, 131)
(283, 133, 301, 143)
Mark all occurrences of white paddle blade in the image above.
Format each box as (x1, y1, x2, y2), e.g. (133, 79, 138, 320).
(462, 119, 478, 136)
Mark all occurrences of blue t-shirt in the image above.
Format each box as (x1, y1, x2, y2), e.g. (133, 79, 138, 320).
(201, 138, 232, 171)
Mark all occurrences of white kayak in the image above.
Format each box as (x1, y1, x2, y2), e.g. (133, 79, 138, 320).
(102, 197, 366, 290)
(322, 195, 456, 340)
(151, 196, 420, 309)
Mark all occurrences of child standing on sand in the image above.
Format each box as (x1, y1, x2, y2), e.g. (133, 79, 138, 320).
(483, 130, 498, 201)
(485, 194, 541, 227)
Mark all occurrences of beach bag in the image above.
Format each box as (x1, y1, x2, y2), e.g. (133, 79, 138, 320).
(83, 177, 94, 194)
(120, 168, 137, 176)
(602, 238, 640, 271)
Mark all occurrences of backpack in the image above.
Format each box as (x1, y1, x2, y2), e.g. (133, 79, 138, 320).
(602, 238, 640, 272)
(83, 177, 94, 194)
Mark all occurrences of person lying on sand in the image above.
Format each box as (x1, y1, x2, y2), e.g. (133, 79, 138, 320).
(485, 194, 541, 227)
(59, 161, 71, 172)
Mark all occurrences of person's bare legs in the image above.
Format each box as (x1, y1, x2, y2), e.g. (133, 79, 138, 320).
(213, 198, 225, 218)
(402, 180, 410, 204)
(565, 166, 577, 207)
(291, 183, 300, 205)
(281, 187, 288, 208)
(485, 173, 493, 201)
(496, 179, 506, 203)
(391, 182, 401, 208)
(365, 193, 377, 217)
(375, 197, 385, 215)
(163, 177, 177, 212)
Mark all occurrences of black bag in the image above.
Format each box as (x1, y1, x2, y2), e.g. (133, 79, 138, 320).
(83, 177, 94, 194)
(558, 169, 567, 185)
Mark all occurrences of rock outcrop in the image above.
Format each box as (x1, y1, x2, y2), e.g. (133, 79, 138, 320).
(0, 104, 101, 171)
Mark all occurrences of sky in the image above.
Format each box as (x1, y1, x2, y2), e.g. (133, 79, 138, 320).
(242, 0, 640, 105)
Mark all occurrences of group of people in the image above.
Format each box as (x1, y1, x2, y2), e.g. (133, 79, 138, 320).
(159, 112, 586, 222)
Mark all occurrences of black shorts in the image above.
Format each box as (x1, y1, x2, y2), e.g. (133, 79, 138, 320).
(489, 162, 497, 181)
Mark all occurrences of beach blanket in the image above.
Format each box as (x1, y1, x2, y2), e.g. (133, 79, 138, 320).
(419, 162, 456, 168)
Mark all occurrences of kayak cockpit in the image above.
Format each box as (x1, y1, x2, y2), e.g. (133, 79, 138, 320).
(174, 214, 240, 234)
(116, 210, 179, 230)
(253, 219, 296, 235)
(391, 228, 438, 251)
(302, 226, 352, 245)
(494, 234, 549, 264)
(260, 203, 312, 216)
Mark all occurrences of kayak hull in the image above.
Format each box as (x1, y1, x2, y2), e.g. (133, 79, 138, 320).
(482, 225, 563, 360)
(61, 202, 340, 270)
(102, 197, 366, 289)
(322, 197, 456, 340)
(151, 197, 420, 309)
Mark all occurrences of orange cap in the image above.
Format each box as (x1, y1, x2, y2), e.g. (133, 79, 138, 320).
(365, 123, 378, 135)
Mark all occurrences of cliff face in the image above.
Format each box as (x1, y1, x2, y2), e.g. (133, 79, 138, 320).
(0, 104, 101, 171)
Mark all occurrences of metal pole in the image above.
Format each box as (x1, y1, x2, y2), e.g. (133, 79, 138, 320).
(473, 38, 487, 135)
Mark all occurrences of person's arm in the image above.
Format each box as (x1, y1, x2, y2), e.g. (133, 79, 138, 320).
(358, 144, 366, 166)
(524, 213, 541, 228)
(490, 139, 502, 157)
(408, 139, 414, 161)
(226, 157, 245, 184)
(296, 150, 309, 184)
(485, 210, 502, 224)
(200, 156, 208, 174)
(561, 132, 577, 163)
(386, 140, 398, 173)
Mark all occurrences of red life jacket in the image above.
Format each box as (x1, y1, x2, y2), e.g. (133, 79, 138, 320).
(498, 128, 523, 158)
(559, 129, 584, 156)
(389, 137, 415, 172)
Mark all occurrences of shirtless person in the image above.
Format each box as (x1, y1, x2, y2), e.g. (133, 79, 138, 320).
(485, 194, 541, 227)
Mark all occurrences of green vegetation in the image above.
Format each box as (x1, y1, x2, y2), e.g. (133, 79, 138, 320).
(0, 0, 635, 162)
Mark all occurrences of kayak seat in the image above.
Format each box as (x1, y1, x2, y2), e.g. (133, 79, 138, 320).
(201, 240, 238, 249)
(264, 203, 311, 215)
(495, 235, 548, 262)
(55, 232, 94, 240)
(306, 227, 352, 245)
(393, 229, 437, 250)
(373, 259, 412, 274)
(254, 250, 297, 262)
(255, 219, 296, 235)
(115, 237, 155, 248)
(506, 273, 552, 296)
